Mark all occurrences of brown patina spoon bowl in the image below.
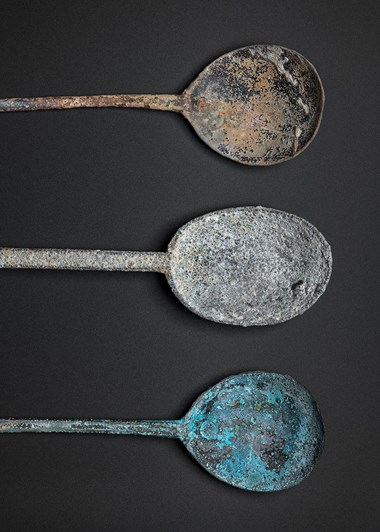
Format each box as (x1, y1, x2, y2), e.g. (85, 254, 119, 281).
(0, 45, 324, 165)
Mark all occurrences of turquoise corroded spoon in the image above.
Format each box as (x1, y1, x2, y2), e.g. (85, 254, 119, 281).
(0, 206, 332, 326)
(0, 45, 324, 165)
(0, 372, 324, 492)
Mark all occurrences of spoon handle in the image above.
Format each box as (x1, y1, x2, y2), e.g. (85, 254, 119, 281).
(0, 247, 168, 273)
(0, 418, 181, 438)
(0, 94, 183, 113)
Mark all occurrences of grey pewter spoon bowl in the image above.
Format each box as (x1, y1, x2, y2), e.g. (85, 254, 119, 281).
(0, 207, 332, 326)
(0, 372, 324, 492)
(0, 45, 324, 165)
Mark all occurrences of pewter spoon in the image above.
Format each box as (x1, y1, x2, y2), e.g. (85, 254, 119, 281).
(0, 372, 324, 491)
(0, 207, 332, 326)
(0, 45, 324, 165)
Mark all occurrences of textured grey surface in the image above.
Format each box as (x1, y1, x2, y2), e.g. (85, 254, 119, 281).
(0, 248, 168, 272)
(168, 207, 332, 325)
(0, 207, 332, 326)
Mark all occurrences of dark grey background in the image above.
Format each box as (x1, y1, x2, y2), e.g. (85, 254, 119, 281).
(0, 1, 378, 530)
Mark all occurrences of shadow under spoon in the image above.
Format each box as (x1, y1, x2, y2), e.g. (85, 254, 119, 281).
(0, 45, 324, 165)
(0, 371, 324, 492)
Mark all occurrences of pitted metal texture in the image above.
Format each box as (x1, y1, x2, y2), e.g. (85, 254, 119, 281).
(183, 372, 324, 491)
(167, 207, 332, 326)
(184, 45, 324, 165)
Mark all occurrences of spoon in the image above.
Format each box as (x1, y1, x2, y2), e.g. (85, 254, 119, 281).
(0, 45, 324, 165)
(0, 371, 324, 492)
(0, 206, 332, 326)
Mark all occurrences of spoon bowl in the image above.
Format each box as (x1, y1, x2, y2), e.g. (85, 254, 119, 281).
(0, 45, 324, 165)
(0, 372, 324, 492)
(182, 45, 324, 165)
(166, 207, 332, 325)
(183, 372, 324, 491)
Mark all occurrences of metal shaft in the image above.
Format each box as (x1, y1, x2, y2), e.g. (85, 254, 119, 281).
(0, 247, 168, 273)
(0, 94, 183, 113)
(0, 418, 182, 438)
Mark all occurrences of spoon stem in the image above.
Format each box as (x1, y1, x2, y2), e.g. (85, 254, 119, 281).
(0, 418, 182, 438)
(0, 94, 183, 113)
(0, 247, 168, 273)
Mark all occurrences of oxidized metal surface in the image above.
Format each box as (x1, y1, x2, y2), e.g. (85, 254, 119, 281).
(183, 45, 324, 165)
(0, 94, 183, 112)
(183, 372, 324, 491)
(0, 45, 323, 165)
(0, 418, 181, 438)
(0, 372, 323, 492)
(167, 207, 332, 326)
(0, 207, 332, 326)
(0, 248, 168, 272)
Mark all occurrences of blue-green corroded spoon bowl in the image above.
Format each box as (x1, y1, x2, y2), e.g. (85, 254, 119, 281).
(0, 372, 324, 492)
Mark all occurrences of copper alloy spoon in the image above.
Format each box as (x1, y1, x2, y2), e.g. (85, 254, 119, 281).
(0, 45, 324, 165)
(0, 207, 332, 326)
(0, 372, 324, 492)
